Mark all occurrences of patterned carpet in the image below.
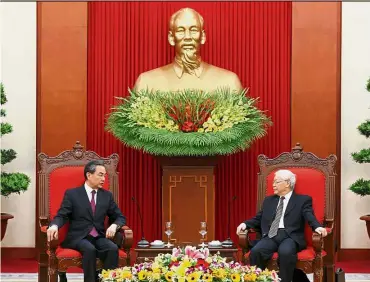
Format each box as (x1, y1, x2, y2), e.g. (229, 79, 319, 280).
(1, 273, 370, 282)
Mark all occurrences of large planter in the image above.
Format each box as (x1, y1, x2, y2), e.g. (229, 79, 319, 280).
(1, 213, 14, 241)
(360, 215, 370, 240)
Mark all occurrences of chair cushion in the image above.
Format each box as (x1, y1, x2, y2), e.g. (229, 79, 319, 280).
(266, 168, 326, 246)
(55, 247, 127, 258)
(49, 166, 110, 243)
(244, 247, 327, 261)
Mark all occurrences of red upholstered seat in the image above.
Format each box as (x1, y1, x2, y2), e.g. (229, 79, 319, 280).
(245, 247, 327, 262)
(55, 247, 128, 259)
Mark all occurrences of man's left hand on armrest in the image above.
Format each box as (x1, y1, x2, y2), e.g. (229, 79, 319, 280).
(106, 223, 118, 239)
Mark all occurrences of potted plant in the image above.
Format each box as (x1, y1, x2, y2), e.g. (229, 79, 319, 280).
(349, 77, 370, 240)
(1, 83, 31, 241)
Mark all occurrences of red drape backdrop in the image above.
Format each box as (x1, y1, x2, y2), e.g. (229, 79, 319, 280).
(87, 2, 292, 245)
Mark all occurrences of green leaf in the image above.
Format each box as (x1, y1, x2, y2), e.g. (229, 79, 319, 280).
(1, 172, 31, 197)
(351, 148, 370, 163)
(1, 122, 13, 136)
(1, 149, 17, 165)
(358, 120, 370, 138)
(349, 178, 370, 197)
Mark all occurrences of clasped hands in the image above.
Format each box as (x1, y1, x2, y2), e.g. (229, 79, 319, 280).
(46, 223, 118, 242)
(236, 223, 328, 237)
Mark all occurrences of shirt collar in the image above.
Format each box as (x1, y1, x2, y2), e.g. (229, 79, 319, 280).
(173, 60, 204, 79)
(282, 190, 293, 201)
(84, 182, 98, 194)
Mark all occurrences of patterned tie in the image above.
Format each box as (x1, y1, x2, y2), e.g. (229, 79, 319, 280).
(268, 196, 285, 238)
(89, 190, 99, 237)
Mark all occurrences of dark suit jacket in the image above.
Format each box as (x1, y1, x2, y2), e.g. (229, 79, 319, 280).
(50, 186, 126, 249)
(244, 192, 322, 251)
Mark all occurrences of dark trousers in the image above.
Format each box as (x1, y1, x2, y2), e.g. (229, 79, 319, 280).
(249, 229, 298, 282)
(74, 235, 119, 282)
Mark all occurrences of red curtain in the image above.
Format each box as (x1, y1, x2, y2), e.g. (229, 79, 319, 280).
(87, 2, 292, 245)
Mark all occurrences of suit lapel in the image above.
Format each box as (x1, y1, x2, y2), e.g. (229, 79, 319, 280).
(270, 196, 280, 219)
(284, 192, 296, 217)
(94, 188, 104, 218)
(79, 186, 93, 218)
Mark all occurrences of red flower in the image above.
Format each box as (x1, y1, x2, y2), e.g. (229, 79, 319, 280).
(196, 259, 209, 269)
(181, 121, 197, 132)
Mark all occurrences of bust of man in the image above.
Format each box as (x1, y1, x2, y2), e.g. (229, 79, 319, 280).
(134, 8, 243, 92)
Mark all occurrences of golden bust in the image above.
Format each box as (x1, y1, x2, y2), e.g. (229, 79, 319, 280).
(134, 8, 243, 92)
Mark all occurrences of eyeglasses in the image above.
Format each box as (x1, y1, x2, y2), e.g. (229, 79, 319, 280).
(273, 180, 287, 185)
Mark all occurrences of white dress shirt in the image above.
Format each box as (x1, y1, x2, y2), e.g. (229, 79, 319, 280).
(85, 183, 98, 205)
(278, 190, 293, 228)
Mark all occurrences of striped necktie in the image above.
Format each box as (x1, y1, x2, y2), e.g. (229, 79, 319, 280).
(268, 196, 285, 238)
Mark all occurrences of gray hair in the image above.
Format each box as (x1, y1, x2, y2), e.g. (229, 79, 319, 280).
(275, 169, 296, 190)
(169, 8, 204, 31)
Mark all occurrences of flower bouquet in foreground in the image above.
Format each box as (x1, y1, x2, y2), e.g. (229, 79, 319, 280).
(106, 88, 272, 156)
(100, 246, 280, 282)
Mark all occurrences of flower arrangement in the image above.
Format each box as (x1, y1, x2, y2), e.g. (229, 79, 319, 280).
(106, 88, 272, 156)
(100, 246, 280, 282)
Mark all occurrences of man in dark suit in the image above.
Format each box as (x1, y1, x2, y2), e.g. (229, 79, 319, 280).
(47, 160, 126, 282)
(236, 169, 328, 282)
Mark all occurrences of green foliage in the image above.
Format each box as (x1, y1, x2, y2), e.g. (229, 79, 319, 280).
(0, 83, 30, 197)
(358, 120, 370, 138)
(349, 179, 370, 197)
(1, 122, 13, 136)
(351, 148, 370, 163)
(1, 172, 31, 197)
(1, 149, 17, 165)
(106, 88, 272, 156)
(350, 77, 370, 198)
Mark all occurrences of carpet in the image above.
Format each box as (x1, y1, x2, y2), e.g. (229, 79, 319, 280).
(1, 273, 370, 282)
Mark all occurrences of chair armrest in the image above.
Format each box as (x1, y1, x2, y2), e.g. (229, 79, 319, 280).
(112, 225, 133, 251)
(39, 216, 59, 253)
(238, 228, 259, 251)
(312, 232, 324, 253)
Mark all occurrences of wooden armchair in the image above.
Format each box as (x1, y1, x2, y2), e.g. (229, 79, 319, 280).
(238, 143, 337, 282)
(37, 141, 133, 282)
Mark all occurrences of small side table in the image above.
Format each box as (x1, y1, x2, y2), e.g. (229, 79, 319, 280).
(135, 243, 238, 264)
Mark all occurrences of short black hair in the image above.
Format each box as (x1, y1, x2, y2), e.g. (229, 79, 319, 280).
(84, 160, 105, 180)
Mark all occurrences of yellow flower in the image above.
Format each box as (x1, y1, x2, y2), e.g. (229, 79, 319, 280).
(186, 271, 201, 282)
(198, 128, 204, 133)
(178, 277, 186, 282)
(213, 268, 226, 279)
(231, 273, 240, 282)
(120, 270, 132, 279)
(182, 259, 192, 268)
(244, 273, 257, 282)
(202, 273, 213, 282)
(165, 271, 174, 282)
(138, 270, 147, 280)
(101, 270, 110, 279)
(205, 257, 212, 264)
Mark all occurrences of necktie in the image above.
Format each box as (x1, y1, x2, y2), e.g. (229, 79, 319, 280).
(268, 196, 285, 238)
(89, 190, 99, 237)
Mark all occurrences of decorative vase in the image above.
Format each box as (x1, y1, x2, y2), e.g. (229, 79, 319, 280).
(1, 213, 14, 241)
(360, 215, 370, 240)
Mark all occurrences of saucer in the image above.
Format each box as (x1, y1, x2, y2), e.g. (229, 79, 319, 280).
(150, 240, 165, 246)
(208, 240, 222, 247)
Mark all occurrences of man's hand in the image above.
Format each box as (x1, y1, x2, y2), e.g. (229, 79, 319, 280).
(106, 223, 118, 239)
(47, 225, 58, 242)
(236, 223, 247, 235)
(315, 227, 328, 237)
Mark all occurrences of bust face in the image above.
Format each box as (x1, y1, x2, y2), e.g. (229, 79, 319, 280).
(170, 10, 204, 58)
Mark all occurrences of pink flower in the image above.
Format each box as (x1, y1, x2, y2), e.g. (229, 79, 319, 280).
(172, 247, 182, 257)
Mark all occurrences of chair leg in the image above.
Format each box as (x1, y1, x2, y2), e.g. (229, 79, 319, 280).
(48, 271, 58, 282)
(313, 267, 323, 282)
(324, 265, 335, 282)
